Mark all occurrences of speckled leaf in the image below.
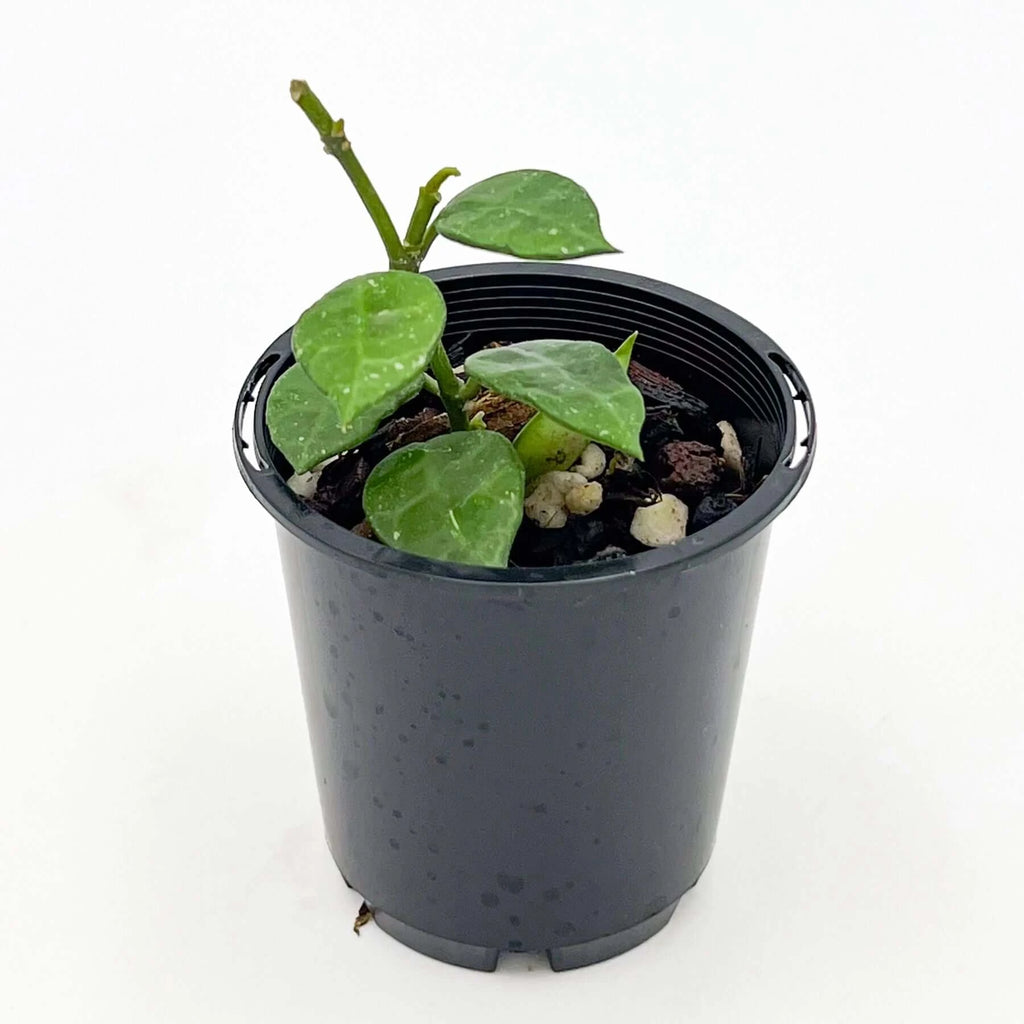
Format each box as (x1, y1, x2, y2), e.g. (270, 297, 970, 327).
(513, 331, 640, 479)
(468, 340, 644, 459)
(267, 363, 420, 474)
(363, 431, 525, 568)
(433, 170, 617, 259)
(292, 271, 446, 429)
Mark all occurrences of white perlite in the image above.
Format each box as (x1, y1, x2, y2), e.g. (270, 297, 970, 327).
(717, 420, 744, 485)
(523, 470, 607, 528)
(564, 480, 603, 515)
(570, 443, 607, 481)
(630, 493, 689, 547)
(286, 454, 339, 499)
(287, 468, 323, 499)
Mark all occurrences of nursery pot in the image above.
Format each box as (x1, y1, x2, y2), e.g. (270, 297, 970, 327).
(233, 263, 816, 971)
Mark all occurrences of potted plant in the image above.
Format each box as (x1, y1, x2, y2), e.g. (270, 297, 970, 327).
(234, 81, 816, 971)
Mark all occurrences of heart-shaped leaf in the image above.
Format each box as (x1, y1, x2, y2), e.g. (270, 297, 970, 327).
(267, 363, 421, 474)
(467, 339, 645, 459)
(513, 331, 641, 479)
(363, 431, 525, 568)
(292, 271, 446, 428)
(433, 170, 617, 259)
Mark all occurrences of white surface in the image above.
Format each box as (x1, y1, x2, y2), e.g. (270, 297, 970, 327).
(2, 2, 1022, 1021)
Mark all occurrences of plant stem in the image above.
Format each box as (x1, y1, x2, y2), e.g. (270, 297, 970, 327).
(418, 222, 440, 261)
(457, 378, 482, 402)
(404, 167, 460, 249)
(420, 373, 441, 398)
(430, 346, 469, 431)
(290, 80, 413, 270)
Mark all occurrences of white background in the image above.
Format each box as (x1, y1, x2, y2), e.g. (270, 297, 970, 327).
(2, 2, 1022, 1021)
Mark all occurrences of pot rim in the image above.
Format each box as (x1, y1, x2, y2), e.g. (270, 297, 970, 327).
(234, 262, 816, 585)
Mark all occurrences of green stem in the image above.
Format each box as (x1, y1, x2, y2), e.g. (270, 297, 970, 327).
(420, 373, 441, 398)
(290, 80, 412, 270)
(429, 346, 469, 431)
(418, 222, 440, 261)
(457, 378, 482, 402)
(404, 167, 460, 248)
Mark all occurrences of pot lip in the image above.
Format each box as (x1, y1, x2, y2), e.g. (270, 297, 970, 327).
(234, 262, 816, 585)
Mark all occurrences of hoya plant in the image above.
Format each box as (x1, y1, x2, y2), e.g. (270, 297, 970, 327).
(267, 81, 645, 568)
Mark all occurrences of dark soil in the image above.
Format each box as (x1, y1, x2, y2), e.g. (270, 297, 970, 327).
(303, 360, 758, 567)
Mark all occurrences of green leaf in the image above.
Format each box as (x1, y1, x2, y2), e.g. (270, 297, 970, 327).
(467, 340, 645, 459)
(292, 271, 446, 428)
(512, 331, 640, 480)
(433, 170, 617, 259)
(363, 431, 525, 568)
(267, 363, 419, 474)
(615, 330, 638, 370)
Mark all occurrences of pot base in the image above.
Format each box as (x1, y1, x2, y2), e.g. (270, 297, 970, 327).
(366, 895, 683, 973)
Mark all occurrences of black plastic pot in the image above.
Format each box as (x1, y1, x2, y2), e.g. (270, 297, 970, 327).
(233, 263, 816, 971)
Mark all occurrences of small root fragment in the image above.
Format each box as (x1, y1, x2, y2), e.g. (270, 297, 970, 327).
(353, 901, 374, 935)
(607, 452, 635, 475)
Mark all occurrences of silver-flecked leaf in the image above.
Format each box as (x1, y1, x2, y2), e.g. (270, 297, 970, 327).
(468, 339, 644, 459)
(363, 430, 525, 568)
(292, 270, 446, 428)
(433, 170, 617, 259)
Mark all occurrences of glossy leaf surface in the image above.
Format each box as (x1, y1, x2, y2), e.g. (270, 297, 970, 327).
(469, 339, 644, 458)
(512, 331, 640, 479)
(292, 271, 445, 428)
(434, 170, 617, 259)
(266, 364, 414, 473)
(363, 431, 525, 567)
